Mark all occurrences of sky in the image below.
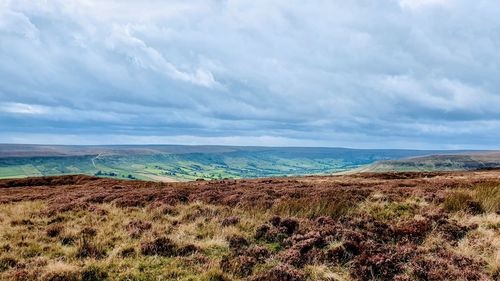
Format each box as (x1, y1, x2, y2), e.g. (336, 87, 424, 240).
(0, 0, 499, 149)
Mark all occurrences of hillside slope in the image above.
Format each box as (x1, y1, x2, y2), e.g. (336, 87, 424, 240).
(0, 144, 461, 181)
(358, 152, 500, 173)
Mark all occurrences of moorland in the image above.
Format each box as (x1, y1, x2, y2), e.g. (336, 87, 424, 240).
(0, 170, 498, 280)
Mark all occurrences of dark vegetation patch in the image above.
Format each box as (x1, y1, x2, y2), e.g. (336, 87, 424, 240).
(250, 264, 305, 281)
(81, 265, 108, 281)
(126, 220, 152, 238)
(221, 216, 240, 227)
(140, 237, 199, 257)
(46, 225, 64, 238)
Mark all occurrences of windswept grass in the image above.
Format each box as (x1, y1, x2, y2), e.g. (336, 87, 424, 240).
(442, 190, 475, 213)
(473, 182, 500, 213)
(443, 182, 499, 214)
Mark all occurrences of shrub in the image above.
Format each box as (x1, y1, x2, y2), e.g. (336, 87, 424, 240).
(126, 220, 152, 238)
(220, 255, 257, 277)
(227, 236, 249, 252)
(250, 264, 305, 281)
(245, 246, 270, 262)
(0, 257, 17, 272)
(82, 265, 108, 281)
(177, 244, 199, 256)
(437, 220, 475, 242)
(10, 219, 34, 227)
(161, 205, 178, 216)
(120, 247, 136, 257)
(60, 235, 76, 246)
(221, 216, 240, 227)
(140, 237, 177, 257)
(280, 218, 299, 235)
(411, 249, 488, 281)
(46, 225, 64, 238)
(80, 227, 97, 237)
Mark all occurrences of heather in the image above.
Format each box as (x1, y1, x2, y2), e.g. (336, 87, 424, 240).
(0, 171, 498, 280)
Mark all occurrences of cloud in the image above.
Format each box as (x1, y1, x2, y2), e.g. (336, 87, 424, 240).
(0, 8, 38, 40)
(0, 102, 46, 115)
(0, 0, 499, 149)
(399, 0, 451, 10)
(106, 25, 218, 88)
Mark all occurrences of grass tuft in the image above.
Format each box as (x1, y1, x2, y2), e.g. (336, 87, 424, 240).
(473, 182, 500, 213)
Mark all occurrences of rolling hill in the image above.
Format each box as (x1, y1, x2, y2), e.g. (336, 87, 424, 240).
(0, 144, 475, 181)
(359, 152, 500, 173)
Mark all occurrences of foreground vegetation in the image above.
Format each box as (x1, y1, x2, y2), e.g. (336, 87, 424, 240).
(0, 171, 499, 280)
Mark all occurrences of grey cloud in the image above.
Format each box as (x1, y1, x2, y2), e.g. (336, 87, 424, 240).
(0, 0, 499, 149)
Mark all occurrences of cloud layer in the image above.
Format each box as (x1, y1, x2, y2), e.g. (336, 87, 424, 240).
(1, 0, 499, 149)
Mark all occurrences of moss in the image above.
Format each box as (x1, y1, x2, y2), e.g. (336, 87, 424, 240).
(263, 242, 283, 253)
(203, 245, 230, 258)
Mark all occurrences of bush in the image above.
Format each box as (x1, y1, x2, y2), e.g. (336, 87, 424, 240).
(0, 257, 17, 272)
(82, 265, 108, 281)
(442, 191, 474, 213)
(220, 255, 257, 277)
(250, 264, 305, 281)
(60, 235, 76, 246)
(120, 247, 136, 257)
(127, 220, 152, 238)
(221, 216, 240, 227)
(140, 237, 177, 257)
(46, 225, 64, 238)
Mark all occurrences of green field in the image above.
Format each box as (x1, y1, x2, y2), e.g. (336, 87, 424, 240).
(0, 145, 475, 181)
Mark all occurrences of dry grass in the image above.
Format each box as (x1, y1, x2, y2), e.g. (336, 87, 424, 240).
(0, 171, 499, 280)
(474, 182, 500, 213)
(442, 190, 475, 213)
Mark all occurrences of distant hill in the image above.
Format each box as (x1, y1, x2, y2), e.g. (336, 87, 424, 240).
(0, 144, 475, 181)
(358, 152, 500, 173)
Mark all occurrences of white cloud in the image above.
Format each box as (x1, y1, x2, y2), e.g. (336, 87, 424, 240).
(0, 102, 46, 114)
(106, 25, 218, 88)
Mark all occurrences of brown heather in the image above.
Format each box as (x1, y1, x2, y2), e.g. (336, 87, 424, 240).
(0, 171, 499, 280)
